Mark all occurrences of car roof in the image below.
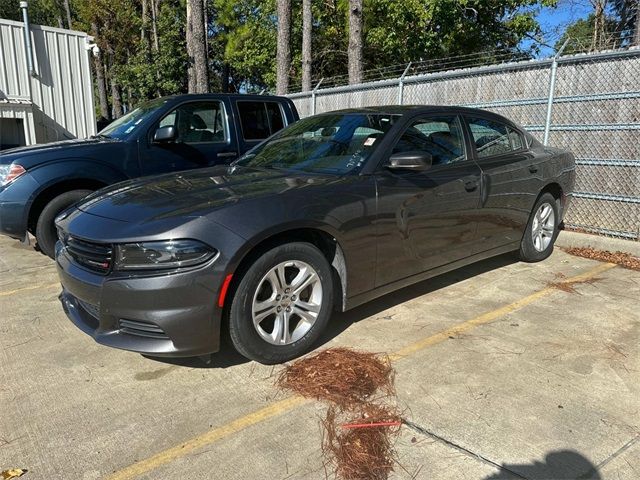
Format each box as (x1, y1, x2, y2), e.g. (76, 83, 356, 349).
(324, 105, 500, 116)
(321, 105, 525, 130)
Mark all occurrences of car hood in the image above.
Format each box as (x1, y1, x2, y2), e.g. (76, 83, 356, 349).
(0, 137, 120, 168)
(76, 165, 337, 224)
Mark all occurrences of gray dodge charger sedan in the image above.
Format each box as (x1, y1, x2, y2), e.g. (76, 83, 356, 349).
(55, 106, 575, 364)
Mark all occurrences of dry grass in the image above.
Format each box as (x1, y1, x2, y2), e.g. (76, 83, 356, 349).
(277, 347, 395, 409)
(322, 405, 401, 480)
(562, 247, 640, 271)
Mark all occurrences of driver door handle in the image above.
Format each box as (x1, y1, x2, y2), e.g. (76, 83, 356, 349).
(218, 152, 237, 158)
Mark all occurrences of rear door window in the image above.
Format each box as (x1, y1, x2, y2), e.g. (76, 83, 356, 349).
(237, 101, 287, 141)
(467, 117, 523, 158)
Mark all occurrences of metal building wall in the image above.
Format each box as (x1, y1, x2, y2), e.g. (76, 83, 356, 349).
(0, 18, 96, 144)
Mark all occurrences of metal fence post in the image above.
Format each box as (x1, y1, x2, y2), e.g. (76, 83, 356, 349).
(543, 39, 569, 146)
(397, 62, 412, 105)
(311, 78, 324, 116)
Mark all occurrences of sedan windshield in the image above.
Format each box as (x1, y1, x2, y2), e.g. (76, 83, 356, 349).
(235, 113, 399, 174)
(99, 98, 168, 139)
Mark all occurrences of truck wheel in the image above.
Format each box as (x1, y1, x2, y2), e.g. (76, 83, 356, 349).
(228, 242, 334, 364)
(36, 190, 92, 259)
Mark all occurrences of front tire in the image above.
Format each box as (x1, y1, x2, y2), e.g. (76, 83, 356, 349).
(519, 192, 559, 263)
(228, 242, 334, 364)
(35, 189, 92, 259)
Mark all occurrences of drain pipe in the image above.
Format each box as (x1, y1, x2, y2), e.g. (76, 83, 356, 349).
(20, 1, 36, 77)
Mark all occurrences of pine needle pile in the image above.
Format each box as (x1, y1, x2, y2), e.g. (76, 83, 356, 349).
(322, 405, 402, 480)
(562, 247, 640, 271)
(277, 348, 401, 480)
(276, 347, 395, 409)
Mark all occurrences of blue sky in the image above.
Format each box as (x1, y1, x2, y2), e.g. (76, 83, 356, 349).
(526, 1, 596, 56)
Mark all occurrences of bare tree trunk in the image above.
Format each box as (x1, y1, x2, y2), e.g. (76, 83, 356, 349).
(302, 0, 312, 92)
(590, 0, 606, 51)
(93, 53, 110, 121)
(222, 63, 230, 92)
(151, 0, 160, 52)
(111, 79, 123, 118)
(63, 0, 72, 29)
(141, 0, 148, 42)
(348, 0, 363, 84)
(276, 0, 291, 95)
(634, 1, 640, 46)
(108, 53, 123, 118)
(186, 0, 209, 93)
(91, 22, 110, 121)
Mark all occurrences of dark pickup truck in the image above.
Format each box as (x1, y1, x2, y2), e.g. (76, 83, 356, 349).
(0, 93, 298, 257)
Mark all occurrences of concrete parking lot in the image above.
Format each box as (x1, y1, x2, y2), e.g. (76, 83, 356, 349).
(1, 233, 639, 480)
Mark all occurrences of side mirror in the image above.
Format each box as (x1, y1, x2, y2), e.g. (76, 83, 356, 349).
(153, 125, 177, 143)
(387, 151, 432, 171)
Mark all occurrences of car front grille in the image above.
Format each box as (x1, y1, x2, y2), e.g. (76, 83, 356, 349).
(119, 319, 169, 339)
(64, 236, 113, 274)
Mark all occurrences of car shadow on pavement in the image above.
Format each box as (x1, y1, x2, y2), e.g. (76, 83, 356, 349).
(484, 449, 601, 479)
(318, 252, 519, 348)
(141, 340, 250, 369)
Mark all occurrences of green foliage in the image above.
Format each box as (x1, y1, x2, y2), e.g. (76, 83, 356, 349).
(556, 13, 621, 54)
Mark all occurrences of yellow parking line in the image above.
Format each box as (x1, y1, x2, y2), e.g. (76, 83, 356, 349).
(106, 261, 616, 480)
(0, 282, 60, 297)
(391, 261, 617, 360)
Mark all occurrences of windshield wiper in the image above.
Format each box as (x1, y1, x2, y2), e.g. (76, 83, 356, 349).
(90, 133, 112, 140)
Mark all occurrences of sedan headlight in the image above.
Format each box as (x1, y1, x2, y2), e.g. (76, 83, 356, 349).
(114, 239, 217, 270)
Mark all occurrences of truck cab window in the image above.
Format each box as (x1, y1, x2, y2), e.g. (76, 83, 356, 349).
(237, 101, 287, 141)
(159, 101, 227, 144)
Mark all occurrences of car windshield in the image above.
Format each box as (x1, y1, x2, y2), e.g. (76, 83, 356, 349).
(234, 113, 399, 174)
(98, 98, 168, 139)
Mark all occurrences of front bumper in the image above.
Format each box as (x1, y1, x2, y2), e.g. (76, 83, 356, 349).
(0, 175, 38, 240)
(56, 246, 224, 357)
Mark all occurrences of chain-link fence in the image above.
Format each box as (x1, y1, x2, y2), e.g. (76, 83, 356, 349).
(287, 48, 640, 241)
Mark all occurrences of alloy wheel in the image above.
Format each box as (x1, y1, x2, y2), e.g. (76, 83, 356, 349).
(531, 202, 555, 252)
(251, 260, 323, 345)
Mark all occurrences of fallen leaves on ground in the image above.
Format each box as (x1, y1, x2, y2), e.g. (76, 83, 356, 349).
(562, 247, 640, 271)
(1, 469, 27, 480)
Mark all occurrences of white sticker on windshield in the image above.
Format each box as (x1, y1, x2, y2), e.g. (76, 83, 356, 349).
(125, 126, 135, 134)
(364, 137, 376, 146)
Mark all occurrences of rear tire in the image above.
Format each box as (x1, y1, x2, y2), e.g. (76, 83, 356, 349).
(35, 189, 92, 259)
(519, 192, 559, 263)
(228, 242, 334, 364)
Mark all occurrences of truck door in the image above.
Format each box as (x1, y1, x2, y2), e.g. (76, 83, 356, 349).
(141, 99, 240, 175)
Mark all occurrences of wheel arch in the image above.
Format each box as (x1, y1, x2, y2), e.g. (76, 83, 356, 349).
(227, 226, 348, 313)
(27, 178, 108, 233)
(538, 182, 564, 220)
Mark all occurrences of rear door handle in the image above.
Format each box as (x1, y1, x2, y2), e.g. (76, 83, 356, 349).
(529, 165, 539, 173)
(464, 180, 478, 192)
(218, 152, 238, 158)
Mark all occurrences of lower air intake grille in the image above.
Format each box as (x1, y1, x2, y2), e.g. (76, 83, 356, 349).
(119, 319, 169, 339)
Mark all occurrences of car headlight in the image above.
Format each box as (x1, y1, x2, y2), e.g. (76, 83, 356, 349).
(114, 239, 217, 270)
(0, 163, 26, 186)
